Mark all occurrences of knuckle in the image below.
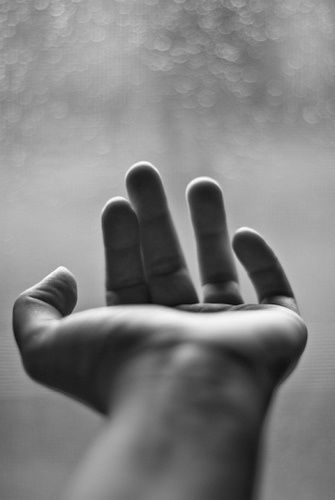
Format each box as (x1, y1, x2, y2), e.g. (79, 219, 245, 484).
(148, 257, 182, 277)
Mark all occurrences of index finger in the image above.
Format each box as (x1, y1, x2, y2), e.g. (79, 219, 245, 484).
(102, 197, 149, 305)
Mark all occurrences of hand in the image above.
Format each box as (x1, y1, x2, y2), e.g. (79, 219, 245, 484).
(13, 163, 307, 417)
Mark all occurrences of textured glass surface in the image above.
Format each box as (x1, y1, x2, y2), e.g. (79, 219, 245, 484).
(1, 1, 335, 499)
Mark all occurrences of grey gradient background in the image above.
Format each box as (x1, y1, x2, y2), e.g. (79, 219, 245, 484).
(1, 1, 335, 499)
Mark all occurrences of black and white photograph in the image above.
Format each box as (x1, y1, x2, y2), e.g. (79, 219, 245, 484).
(1, 1, 335, 499)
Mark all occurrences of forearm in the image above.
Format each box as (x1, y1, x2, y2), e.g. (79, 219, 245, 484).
(65, 347, 270, 500)
(65, 409, 261, 500)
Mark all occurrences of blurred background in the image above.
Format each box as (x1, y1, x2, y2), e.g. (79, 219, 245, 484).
(1, 0, 335, 498)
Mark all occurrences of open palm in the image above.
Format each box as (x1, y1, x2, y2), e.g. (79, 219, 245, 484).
(13, 163, 307, 415)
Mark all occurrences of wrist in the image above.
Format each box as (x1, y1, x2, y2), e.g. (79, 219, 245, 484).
(106, 357, 265, 500)
(106, 341, 273, 485)
(70, 343, 271, 500)
(109, 341, 272, 425)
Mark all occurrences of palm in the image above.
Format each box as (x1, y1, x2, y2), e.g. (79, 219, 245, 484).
(13, 163, 306, 414)
(101, 163, 305, 369)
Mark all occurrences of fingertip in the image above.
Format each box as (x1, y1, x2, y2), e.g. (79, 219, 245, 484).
(40, 267, 78, 316)
(101, 197, 134, 229)
(186, 176, 222, 204)
(53, 265, 77, 288)
(127, 160, 157, 173)
(186, 176, 220, 192)
(232, 227, 264, 256)
(125, 161, 161, 194)
(233, 226, 260, 240)
(101, 196, 129, 218)
(125, 162, 169, 218)
(101, 197, 139, 250)
(52, 265, 75, 280)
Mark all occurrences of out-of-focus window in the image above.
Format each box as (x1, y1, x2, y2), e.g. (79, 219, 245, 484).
(1, 1, 335, 499)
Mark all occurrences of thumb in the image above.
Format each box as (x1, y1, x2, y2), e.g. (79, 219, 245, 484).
(13, 266, 77, 349)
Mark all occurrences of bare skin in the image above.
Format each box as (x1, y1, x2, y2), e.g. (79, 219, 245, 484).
(13, 163, 307, 500)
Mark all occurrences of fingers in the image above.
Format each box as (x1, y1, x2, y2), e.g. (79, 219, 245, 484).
(126, 162, 198, 306)
(13, 267, 77, 350)
(102, 197, 149, 305)
(187, 178, 243, 304)
(233, 228, 298, 313)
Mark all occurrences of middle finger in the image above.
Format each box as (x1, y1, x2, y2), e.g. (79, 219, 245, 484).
(187, 177, 243, 304)
(126, 162, 198, 306)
